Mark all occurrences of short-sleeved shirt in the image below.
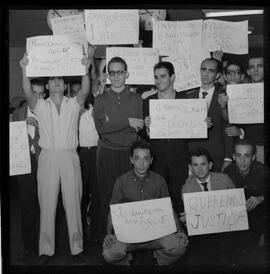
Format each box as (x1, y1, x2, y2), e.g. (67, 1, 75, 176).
(110, 170, 169, 205)
(33, 96, 81, 149)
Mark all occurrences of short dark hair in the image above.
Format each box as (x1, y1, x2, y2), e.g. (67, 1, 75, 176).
(201, 58, 223, 74)
(188, 147, 213, 164)
(234, 139, 256, 155)
(248, 49, 263, 61)
(224, 60, 244, 74)
(108, 56, 128, 72)
(30, 78, 46, 87)
(130, 140, 154, 158)
(154, 61, 175, 76)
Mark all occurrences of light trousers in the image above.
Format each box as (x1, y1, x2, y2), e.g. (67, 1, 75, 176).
(37, 149, 83, 256)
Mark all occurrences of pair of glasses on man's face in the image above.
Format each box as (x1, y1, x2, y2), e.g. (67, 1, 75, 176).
(225, 70, 241, 76)
(108, 70, 126, 77)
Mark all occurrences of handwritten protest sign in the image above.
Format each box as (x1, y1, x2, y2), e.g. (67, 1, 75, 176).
(227, 83, 264, 124)
(183, 189, 249, 236)
(10, 121, 31, 176)
(26, 35, 85, 77)
(50, 14, 88, 55)
(163, 56, 201, 91)
(149, 99, 207, 139)
(106, 47, 159, 85)
(110, 197, 176, 243)
(203, 20, 248, 54)
(85, 9, 139, 45)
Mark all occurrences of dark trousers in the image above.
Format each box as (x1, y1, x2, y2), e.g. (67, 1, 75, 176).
(16, 153, 39, 253)
(79, 146, 99, 236)
(97, 146, 132, 237)
(153, 162, 188, 214)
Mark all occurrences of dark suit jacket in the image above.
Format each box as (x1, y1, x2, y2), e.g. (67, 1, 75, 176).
(12, 104, 41, 160)
(184, 85, 233, 170)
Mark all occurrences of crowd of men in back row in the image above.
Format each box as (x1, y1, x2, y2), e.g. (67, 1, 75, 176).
(11, 43, 266, 266)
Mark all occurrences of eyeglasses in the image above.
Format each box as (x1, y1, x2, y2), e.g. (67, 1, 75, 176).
(225, 70, 241, 76)
(108, 70, 126, 77)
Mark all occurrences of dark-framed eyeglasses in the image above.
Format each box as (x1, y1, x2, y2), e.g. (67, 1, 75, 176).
(108, 70, 126, 77)
(225, 70, 241, 76)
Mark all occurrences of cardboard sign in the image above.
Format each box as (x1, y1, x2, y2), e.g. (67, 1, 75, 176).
(106, 47, 159, 85)
(10, 121, 31, 176)
(203, 20, 248, 54)
(26, 35, 85, 77)
(85, 9, 139, 45)
(227, 83, 264, 124)
(110, 197, 177, 243)
(163, 55, 201, 92)
(149, 99, 208, 139)
(183, 189, 249, 236)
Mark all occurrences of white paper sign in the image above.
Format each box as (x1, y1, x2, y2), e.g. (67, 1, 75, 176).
(26, 35, 85, 77)
(85, 9, 139, 45)
(110, 197, 177, 243)
(106, 47, 159, 85)
(163, 56, 201, 92)
(10, 121, 31, 176)
(149, 99, 207, 139)
(203, 20, 248, 54)
(183, 189, 249, 236)
(227, 83, 264, 124)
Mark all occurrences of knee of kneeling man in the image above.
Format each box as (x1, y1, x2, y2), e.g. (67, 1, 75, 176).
(102, 249, 115, 263)
(165, 245, 187, 257)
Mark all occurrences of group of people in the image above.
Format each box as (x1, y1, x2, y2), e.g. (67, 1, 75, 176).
(12, 40, 265, 266)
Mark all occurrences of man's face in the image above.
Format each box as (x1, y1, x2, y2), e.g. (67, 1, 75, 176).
(32, 84, 46, 99)
(70, 83, 81, 97)
(200, 60, 220, 86)
(247, 58, 264, 83)
(108, 62, 127, 89)
(189, 155, 212, 181)
(233, 144, 255, 175)
(154, 68, 175, 92)
(130, 148, 153, 178)
(47, 77, 65, 93)
(225, 64, 244, 85)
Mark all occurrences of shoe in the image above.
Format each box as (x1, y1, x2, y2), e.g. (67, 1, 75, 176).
(72, 252, 92, 264)
(37, 255, 51, 265)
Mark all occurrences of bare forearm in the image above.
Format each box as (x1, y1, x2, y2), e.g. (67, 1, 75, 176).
(106, 212, 114, 235)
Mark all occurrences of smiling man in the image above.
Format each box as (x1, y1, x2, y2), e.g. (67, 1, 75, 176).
(142, 61, 189, 215)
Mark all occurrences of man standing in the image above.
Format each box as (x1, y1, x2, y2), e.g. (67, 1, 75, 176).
(142, 61, 189, 214)
(224, 139, 264, 262)
(12, 78, 46, 261)
(19, 50, 91, 264)
(93, 57, 144, 239)
(181, 147, 235, 265)
(102, 140, 188, 265)
(185, 58, 233, 171)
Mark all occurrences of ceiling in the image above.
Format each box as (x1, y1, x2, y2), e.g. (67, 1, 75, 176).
(8, 9, 264, 52)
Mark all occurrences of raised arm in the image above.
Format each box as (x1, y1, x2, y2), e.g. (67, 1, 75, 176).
(87, 45, 98, 81)
(76, 54, 91, 106)
(19, 53, 37, 110)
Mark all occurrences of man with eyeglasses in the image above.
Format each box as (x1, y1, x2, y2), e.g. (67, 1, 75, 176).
(184, 58, 233, 172)
(93, 56, 144, 240)
(19, 47, 92, 264)
(12, 78, 46, 262)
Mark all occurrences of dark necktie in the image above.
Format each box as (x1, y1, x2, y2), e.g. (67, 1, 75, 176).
(201, 182, 208, 191)
(202, 91, 208, 99)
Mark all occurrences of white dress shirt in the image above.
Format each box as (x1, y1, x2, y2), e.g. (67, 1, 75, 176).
(196, 175, 212, 191)
(199, 86, 215, 110)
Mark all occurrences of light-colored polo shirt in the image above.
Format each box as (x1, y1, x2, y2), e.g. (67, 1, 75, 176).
(33, 96, 81, 149)
(79, 105, 99, 147)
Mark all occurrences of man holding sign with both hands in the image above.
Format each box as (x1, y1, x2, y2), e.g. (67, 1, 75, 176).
(102, 140, 188, 265)
(19, 44, 93, 265)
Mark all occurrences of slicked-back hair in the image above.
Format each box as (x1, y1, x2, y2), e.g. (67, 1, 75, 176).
(30, 78, 46, 87)
(108, 56, 128, 72)
(234, 139, 257, 155)
(130, 140, 154, 158)
(188, 147, 213, 164)
(224, 60, 244, 74)
(201, 58, 223, 74)
(154, 61, 175, 76)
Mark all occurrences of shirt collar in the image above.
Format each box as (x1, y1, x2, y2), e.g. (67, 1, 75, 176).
(108, 87, 129, 96)
(199, 86, 215, 97)
(195, 174, 211, 185)
(132, 170, 151, 182)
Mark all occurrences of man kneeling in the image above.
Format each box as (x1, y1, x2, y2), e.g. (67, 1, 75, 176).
(102, 140, 188, 265)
